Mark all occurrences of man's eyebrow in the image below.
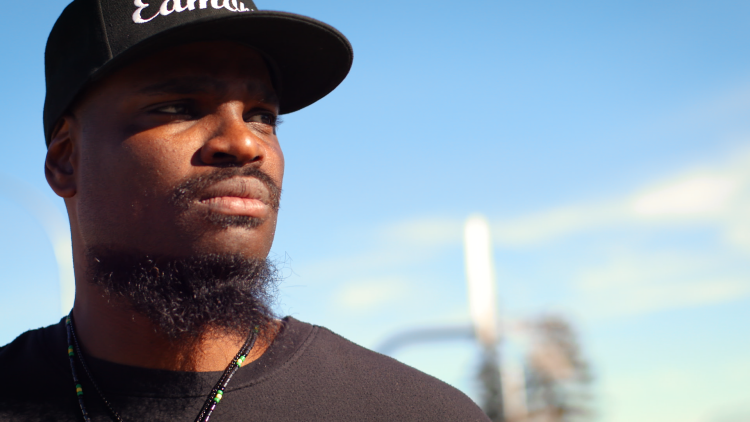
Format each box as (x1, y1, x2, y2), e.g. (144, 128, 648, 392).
(137, 76, 279, 105)
(138, 77, 227, 96)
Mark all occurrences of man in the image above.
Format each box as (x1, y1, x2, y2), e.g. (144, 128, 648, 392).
(0, 0, 490, 420)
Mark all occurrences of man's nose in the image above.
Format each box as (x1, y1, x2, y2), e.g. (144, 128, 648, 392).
(199, 105, 264, 166)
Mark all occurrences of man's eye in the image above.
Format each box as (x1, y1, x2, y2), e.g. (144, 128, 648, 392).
(246, 113, 277, 126)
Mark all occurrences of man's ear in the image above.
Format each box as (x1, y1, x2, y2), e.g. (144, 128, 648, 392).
(45, 116, 78, 198)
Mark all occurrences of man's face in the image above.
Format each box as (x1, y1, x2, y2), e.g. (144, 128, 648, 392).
(64, 41, 283, 259)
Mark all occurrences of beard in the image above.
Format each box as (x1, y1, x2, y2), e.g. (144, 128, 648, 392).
(86, 249, 280, 340)
(85, 167, 283, 339)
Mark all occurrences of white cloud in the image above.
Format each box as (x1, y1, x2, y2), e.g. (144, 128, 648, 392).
(493, 203, 625, 247)
(492, 150, 750, 248)
(305, 148, 750, 271)
(573, 252, 750, 319)
(631, 173, 740, 218)
(298, 148, 750, 321)
(295, 218, 463, 281)
(596, 277, 748, 319)
(335, 276, 411, 312)
(376, 217, 463, 247)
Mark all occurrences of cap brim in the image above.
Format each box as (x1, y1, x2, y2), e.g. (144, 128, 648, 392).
(89, 11, 353, 115)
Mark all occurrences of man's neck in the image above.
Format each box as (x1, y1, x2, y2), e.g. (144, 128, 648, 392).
(72, 283, 276, 372)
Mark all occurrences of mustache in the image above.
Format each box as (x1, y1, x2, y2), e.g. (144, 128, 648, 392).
(170, 166, 281, 212)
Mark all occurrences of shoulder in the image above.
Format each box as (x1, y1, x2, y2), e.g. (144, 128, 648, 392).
(0, 320, 62, 377)
(0, 319, 69, 382)
(274, 318, 490, 421)
(0, 319, 77, 420)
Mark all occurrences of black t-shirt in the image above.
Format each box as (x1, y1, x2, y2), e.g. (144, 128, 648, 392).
(0, 317, 490, 421)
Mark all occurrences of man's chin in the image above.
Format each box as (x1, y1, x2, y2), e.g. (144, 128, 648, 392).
(204, 212, 265, 229)
(85, 247, 279, 340)
(184, 226, 277, 260)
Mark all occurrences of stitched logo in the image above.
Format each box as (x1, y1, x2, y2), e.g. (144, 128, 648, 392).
(133, 0, 254, 24)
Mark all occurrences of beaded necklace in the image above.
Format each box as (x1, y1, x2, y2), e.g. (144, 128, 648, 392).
(65, 313, 259, 422)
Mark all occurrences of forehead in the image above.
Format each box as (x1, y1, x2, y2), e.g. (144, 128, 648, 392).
(80, 41, 278, 107)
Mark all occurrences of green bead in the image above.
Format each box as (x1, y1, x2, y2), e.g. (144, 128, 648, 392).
(76, 384, 83, 396)
(214, 390, 224, 403)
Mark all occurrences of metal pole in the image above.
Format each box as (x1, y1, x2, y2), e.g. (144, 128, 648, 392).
(464, 214, 505, 421)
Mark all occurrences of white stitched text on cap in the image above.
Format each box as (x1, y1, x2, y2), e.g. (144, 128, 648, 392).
(132, 0, 253, 24)
(211, 0, 235, 11)
(133, 0, 159, 23)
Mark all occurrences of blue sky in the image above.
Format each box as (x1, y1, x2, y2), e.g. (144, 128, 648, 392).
(1, 1, 750, 421)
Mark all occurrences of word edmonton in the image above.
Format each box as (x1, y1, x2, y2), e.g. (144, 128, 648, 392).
(133, 0, 254, 24)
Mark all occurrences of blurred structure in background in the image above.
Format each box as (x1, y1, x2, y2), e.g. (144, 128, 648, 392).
(522, 315, 593, 422)
(380, 214, 594, 422)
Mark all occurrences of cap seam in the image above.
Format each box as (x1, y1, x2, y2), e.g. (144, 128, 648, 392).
(95, 0, 113, 59)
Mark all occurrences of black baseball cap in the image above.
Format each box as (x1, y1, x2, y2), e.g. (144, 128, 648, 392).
(43, 0, 353, 145)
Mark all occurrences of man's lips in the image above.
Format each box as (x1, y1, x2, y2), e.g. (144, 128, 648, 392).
(197, 177, 271, 218)
(200, 196, 268, 217)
